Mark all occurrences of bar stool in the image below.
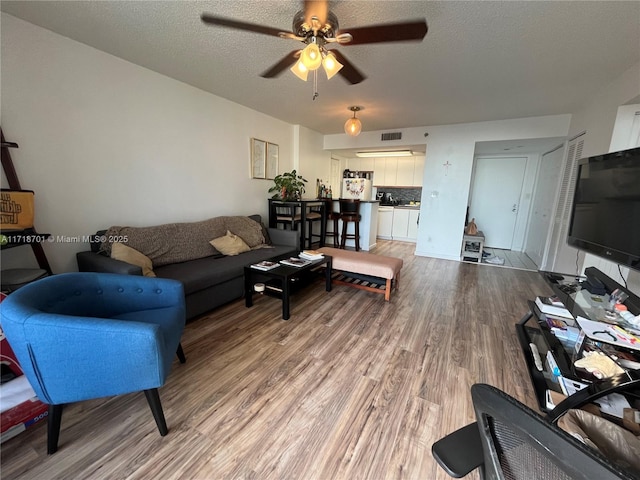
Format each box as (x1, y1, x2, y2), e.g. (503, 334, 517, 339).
(324, 202, 340, 248)
(305, 204, 324, 249)
(339, 199, 361, 251)
(272, 203, 301, 231)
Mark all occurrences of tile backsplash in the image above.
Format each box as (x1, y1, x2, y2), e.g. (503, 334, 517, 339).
(378, 187, 422, 205)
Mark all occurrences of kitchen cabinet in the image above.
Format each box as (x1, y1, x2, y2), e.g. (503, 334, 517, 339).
(390, 207, 419, 242)
(373, 158, 386, 186)
(377, 207, 394, 239)
(407, 209, 420, 239)
(384, 158, 397, 186)
(359, 158, 375, 172)
(371, 156, 425, 187)
(413, 156, 425, 186)
(347, 157, 362, 171)
(373, 158, 398, 186)
(346, 158, 374, 174)
(395, 158, 414, 186)
(391, 208, 410, 239)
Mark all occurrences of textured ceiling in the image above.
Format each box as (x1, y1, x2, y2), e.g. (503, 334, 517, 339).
(2, 1, 639, 136)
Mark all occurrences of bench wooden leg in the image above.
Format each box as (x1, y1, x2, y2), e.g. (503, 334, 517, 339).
(385, 280, 392, 301)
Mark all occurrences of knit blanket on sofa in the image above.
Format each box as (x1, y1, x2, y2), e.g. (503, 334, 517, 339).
(101, 216, 266, 267)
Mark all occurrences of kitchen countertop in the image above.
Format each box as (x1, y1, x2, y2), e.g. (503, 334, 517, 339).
(394, 205, 421, 210)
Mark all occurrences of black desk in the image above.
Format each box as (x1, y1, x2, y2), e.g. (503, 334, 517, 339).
(268, 198, 327, 250)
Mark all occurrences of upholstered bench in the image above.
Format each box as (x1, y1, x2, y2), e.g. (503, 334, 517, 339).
(317, 247, 403, 301)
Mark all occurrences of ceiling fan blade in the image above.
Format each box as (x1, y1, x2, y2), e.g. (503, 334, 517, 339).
(260, 51, 301, 78)
(340, 20, 428, 45)
(304, 0, 328, 27)
(201, 13, 288, 38)
(330, 50, 366, 85)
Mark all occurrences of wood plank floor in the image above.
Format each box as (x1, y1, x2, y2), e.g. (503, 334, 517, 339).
(1, 241, 554, 480)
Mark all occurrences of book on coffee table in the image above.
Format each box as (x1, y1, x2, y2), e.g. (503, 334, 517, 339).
(280, 257, 311, 268)
(535, 296, 573, 319)
(300, 250, 324, 261)
(251, 260, 279, 271)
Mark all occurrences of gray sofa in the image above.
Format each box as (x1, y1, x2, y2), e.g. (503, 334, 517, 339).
(76, 214, 298, 320)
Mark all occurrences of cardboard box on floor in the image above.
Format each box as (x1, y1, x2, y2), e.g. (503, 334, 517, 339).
(0, 292, 48, 443)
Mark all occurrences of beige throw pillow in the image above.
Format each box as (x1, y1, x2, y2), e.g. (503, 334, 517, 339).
(111, 242, 156, 277)
(210, 230, 251, 256)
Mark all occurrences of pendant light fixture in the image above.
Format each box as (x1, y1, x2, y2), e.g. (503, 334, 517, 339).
(344, 106, 362, 136)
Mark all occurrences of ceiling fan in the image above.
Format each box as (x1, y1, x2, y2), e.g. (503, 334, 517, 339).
(201, 0, 427, 86)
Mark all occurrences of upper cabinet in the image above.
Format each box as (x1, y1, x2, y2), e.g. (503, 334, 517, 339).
(345, 154, 425, 187)
(413, 156, 425, 186)
(396, 158, 414, 186)
(345, 157, 374, 172)
(373, 156, 424, 187)
(373, 158, 387, 185)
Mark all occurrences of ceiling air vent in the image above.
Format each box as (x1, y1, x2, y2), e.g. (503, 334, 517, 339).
(381, 132, 402, 141)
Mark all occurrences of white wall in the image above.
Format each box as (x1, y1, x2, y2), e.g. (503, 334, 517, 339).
(554, 62, 640, 294)
(0, 14, 328, 273)
(325, 115, 571, 260)
(293, 125, 332, 198)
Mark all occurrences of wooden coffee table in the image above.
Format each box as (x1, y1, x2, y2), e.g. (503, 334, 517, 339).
(244, 253, 332, 320)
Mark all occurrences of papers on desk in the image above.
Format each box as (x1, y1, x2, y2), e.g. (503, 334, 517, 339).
(594, 393, 631, 419)
(576, 316, 640, 352)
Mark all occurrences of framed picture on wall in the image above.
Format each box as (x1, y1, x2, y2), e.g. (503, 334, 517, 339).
(251, 138, 266, 179)
(266, 142, 279, 180)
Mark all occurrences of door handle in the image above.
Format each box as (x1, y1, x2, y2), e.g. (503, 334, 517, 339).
(512, 204, 517, 213)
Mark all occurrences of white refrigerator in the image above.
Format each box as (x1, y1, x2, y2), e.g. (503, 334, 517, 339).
(342, 178, 373, 200)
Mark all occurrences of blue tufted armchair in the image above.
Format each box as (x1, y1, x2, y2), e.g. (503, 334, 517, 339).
(0, 272, 186, 454)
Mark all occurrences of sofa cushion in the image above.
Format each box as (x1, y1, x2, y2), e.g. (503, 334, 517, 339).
(153, 244, 296, 295)
(101, 216, 266, 267)
(209, 231, 251, 256)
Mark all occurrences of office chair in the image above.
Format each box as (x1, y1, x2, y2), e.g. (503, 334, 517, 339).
(0, 272, 186, 454)
(431, 384, 636, 479)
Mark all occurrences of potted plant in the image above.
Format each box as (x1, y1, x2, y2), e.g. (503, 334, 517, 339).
(268, 170, 308, 200)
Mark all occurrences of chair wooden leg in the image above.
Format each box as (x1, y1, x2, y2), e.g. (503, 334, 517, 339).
(47, 404, 63, 454)
(333, 217, 339, 248)
(340, 220, 348, 249)
(144, 388, 168, 436)
(176, 343, 186, 364)
(355, 220, 360, 251)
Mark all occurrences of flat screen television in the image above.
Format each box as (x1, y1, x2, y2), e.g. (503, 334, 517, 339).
(567, 146, 640, 272)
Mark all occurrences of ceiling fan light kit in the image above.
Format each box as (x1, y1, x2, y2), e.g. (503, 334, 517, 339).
(345, 106, 362, 136)
(201, 1, 428, 98)
(321, 51, 343, 79)
(290, 59, 309, 81)
(300, 41, 322, 70)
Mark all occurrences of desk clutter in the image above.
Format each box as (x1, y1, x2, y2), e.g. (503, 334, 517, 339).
(518, 268, 640, 472)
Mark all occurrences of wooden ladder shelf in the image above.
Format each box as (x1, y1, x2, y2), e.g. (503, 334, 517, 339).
(1, 127, 52, 274)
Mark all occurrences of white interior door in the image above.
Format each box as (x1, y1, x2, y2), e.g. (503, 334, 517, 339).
(525, 145, 565, 267)
(469, 157, 527, 249)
